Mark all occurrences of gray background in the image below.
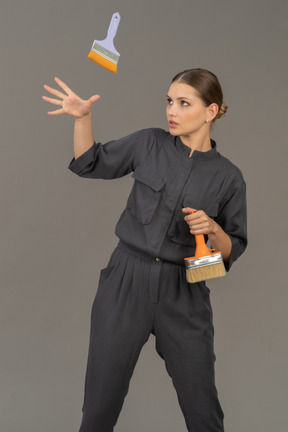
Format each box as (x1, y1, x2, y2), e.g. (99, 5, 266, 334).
(1, 0, 287, 431)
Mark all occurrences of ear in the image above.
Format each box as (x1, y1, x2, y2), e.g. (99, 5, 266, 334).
(206, 103, 219, 121)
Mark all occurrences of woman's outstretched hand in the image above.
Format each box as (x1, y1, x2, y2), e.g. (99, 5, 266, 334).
(42, 77, 100, 118)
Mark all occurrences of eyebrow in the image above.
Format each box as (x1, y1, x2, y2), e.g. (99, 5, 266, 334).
(166, 94, 192, 101)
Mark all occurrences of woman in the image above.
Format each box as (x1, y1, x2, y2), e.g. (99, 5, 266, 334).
(43, 68, 247, 432)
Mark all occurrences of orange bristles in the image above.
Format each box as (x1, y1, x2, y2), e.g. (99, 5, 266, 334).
(88, 50, 117, 74)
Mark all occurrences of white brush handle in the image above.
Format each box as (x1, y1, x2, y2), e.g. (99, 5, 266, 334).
(107, 12, 121, 41)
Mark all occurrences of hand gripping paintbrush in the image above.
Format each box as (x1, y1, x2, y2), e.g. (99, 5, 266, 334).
(184, 210, 226, 283)
(88, 12, 121, 73)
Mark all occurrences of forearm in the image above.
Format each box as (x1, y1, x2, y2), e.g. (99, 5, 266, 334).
(74, 113, 94, 159)
(208, 221, 232, 262)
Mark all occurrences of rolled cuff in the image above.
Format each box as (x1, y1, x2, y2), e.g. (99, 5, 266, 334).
(68, 143, 96, 175)
(224, 234, 247, 272)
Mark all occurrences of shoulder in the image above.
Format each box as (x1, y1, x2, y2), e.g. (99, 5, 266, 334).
(132, 127, 171, 151)
(109, 128, 162, 152)
(134, 127, 169, 141)
(126, 128, 169, 167)
(124, 127, 161, 145)
(218, 153, 246, 186)
(142, 128, 173, 147)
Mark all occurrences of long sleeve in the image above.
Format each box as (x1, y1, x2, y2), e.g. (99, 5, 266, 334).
(68, 128, 158, 179)
(215, 173, 247, 272)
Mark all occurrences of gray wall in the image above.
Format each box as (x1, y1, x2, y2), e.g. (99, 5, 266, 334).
(1, 0, 287, 431)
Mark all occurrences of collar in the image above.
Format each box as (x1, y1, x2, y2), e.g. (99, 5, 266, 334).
(176, 136, 219, 161)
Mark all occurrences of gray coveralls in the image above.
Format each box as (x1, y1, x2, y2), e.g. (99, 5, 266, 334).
(69, 128, 247, 432)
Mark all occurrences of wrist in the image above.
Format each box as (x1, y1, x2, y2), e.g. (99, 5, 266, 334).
(209, 219, 220, 236)
(75, 111, 91, 121)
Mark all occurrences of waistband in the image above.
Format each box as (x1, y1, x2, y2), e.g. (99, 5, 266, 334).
(117, 241, 160, 261)
(117, 241, 180, 266)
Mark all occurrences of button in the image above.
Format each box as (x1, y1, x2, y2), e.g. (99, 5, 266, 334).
(155, 257, 161, 262)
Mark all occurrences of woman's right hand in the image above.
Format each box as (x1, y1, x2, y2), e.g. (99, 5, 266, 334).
(42, 77, 100, 118)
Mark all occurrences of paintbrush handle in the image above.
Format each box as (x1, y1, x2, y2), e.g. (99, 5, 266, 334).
(190, 210, 211, 257)
(194, 234, 211, 258)
(107, 12, 121, 40)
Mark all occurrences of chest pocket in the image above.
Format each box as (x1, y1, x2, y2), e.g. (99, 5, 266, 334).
(168, 197, 219, 247)
(127, 166, 165, 225)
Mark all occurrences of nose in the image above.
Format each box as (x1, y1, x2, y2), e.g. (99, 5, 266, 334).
(167, 103, 177, 117)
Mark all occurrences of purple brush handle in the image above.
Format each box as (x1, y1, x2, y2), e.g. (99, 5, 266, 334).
(107, 12, 121, 40)
(101, 12, 120, 55)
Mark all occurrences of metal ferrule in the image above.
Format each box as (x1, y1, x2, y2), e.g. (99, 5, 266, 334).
(185, 253, 224, 270)
(91, 42, 119, 63)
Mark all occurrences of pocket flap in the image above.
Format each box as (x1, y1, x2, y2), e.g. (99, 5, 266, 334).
(183, 197, 219, 217)
(132, 166, 165, 192)
(204, 203, 219, 217)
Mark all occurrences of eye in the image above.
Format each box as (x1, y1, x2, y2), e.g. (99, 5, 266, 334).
(166, 98, 173, 105)
(181, 100, 189, 106)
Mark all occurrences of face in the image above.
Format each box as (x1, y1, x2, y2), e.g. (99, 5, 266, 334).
(166, 82, 212, 138)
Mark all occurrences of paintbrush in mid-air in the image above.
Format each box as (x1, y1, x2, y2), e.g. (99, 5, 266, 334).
(88, 12, 121, 73)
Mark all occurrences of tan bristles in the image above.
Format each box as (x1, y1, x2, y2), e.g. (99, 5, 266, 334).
(186, 262, 226, 284)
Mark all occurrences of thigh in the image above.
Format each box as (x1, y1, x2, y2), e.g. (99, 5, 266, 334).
(90, 247, 153, 342)
(80, 248, 154, 430)
(156, 262, 215, 359)
(154, 264, 224, 431)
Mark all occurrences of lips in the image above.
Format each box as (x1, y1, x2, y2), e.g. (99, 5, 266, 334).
(169, 120, 179, 127)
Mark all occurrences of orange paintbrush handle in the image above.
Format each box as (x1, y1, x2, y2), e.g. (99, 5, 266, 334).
(190, 210, 212, 258)
(194, 233, 212, 258)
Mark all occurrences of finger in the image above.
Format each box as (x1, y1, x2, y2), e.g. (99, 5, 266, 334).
(189, 223, 209, 231)
(87, 95, 101, 109)
(189, 221, 210, 234)
(89, 95, 101, 103)
(185, 211, 208, 223)
(189, 228, 205, 235)
(43, 84, 66, 99)
(184, 212, 202, 222)
(182, 207, 197, 214)
(190, 228, 209, 235)
(47, 108, 65, 115)
(54, 77, 73, 95)
(42, 95, 63, 106)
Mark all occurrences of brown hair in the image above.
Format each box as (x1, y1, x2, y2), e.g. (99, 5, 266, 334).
(172, 68, 228, 121)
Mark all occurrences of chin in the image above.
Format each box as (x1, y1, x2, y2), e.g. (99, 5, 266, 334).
(169, 128, 179, 136)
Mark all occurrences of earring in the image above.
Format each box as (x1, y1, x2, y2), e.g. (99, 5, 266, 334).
(206, 120, 209, 123)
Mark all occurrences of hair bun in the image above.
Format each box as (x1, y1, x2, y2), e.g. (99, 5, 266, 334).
(216, 102, 228, 120)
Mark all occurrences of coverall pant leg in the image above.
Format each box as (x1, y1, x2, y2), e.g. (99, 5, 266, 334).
(153, 258, 224, 432)
(79, 244, 224, 432)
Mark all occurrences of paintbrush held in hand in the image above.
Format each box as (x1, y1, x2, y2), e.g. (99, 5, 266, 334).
(184, 210, 226, 283)
(88, 12, 121, 73)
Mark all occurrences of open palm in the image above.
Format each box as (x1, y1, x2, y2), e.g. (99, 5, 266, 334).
(42, 77, 100, 118)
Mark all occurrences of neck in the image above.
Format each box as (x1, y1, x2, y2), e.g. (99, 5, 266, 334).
(180, 130, 212, 157)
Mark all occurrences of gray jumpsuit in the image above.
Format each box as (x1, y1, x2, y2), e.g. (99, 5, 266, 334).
(69, 128, 247, 432)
